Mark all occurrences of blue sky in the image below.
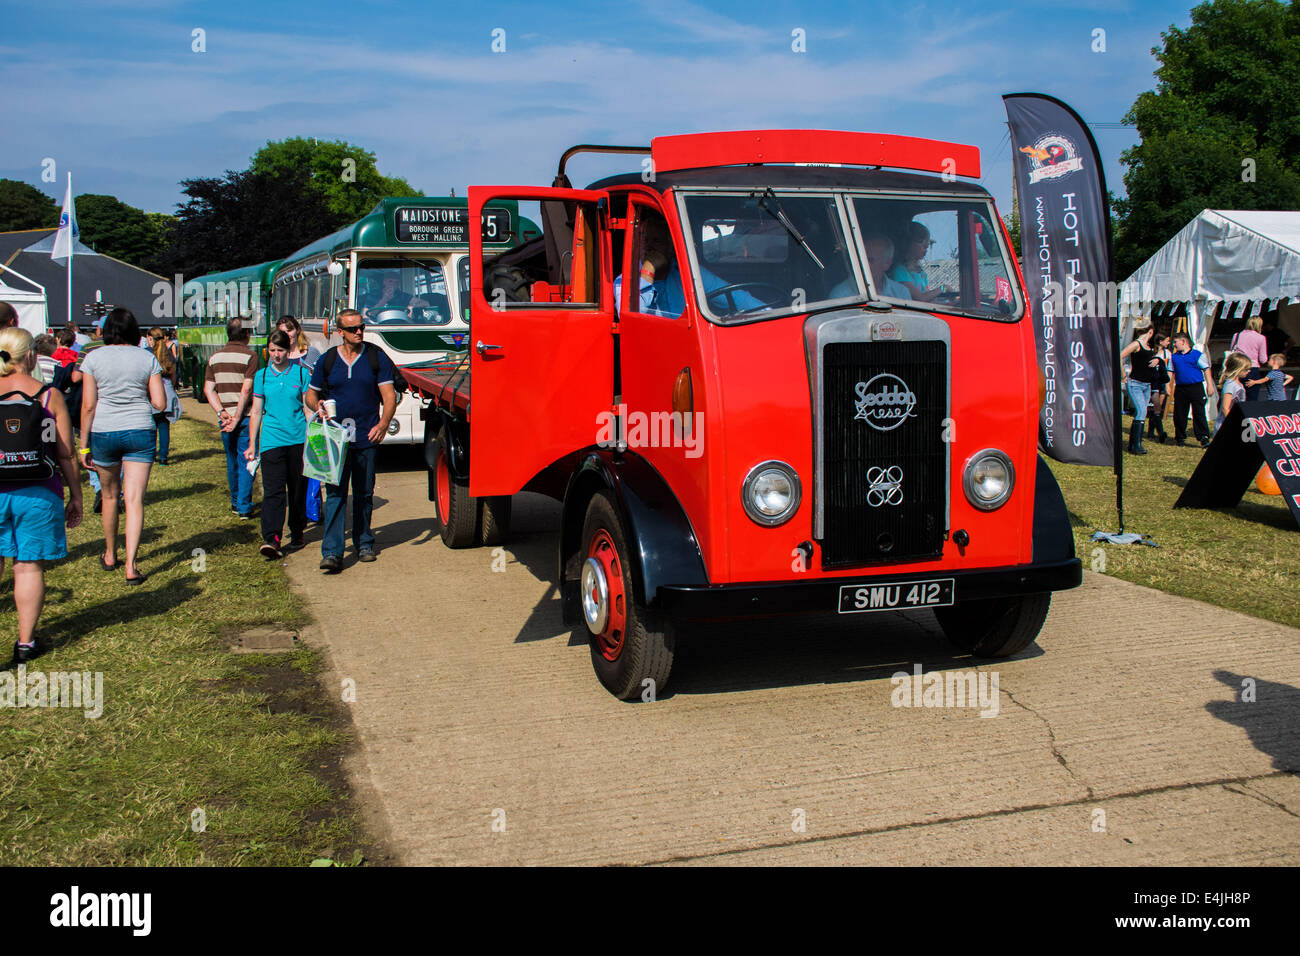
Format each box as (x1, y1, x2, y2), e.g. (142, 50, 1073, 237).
(1, 0, 1193, 217)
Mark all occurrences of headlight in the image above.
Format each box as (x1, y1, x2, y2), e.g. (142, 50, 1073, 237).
(741, 460, 801, 526)
(387, 419, 401, 435)
(963, 449, 1015, 511)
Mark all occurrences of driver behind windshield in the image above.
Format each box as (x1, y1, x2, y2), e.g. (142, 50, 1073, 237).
(360, 272, 429, 320)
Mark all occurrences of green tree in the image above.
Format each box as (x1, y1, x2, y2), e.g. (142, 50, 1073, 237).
(154, 166, 338, 278)
(77, 194, 172, 267)
(155, 139, 420, 278)
(1114, 0, 1300, 277)
(0, 179, 59, 232)
(250, 138, 420, 221)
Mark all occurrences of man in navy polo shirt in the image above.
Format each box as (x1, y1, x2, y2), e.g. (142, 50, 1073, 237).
(1169, 332, 1217, 447)
(305, 309, 397, 573)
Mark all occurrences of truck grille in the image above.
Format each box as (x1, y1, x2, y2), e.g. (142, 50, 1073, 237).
(821, 340, 948, 568)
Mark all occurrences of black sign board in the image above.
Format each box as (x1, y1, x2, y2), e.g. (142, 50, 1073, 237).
(393, 206, 512, 245)
(1175, 400, 1300, 529)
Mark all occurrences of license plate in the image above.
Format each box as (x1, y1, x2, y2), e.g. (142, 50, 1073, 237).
(837, 578, 954, 614)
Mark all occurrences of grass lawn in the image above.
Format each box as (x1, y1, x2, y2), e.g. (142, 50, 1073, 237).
(1049, 417, 1299, 630)
(0, 417, 373, 865)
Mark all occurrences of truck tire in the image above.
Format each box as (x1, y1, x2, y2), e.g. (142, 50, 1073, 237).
(578, 491, 674, 700)
(478, 496, 512, 545)
(934, 592, 1051, 657)
(433, 427, 477, 548)
(485, 264, 531, 303)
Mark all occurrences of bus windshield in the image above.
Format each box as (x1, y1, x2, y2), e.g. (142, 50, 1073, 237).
(356, 257, 454, 326)
(681, 191, 859, 320)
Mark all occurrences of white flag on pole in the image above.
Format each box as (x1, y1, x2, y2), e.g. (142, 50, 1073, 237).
(51, 174, 78, 262)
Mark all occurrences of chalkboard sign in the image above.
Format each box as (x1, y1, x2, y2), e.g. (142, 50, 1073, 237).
(1176, 400, 1300, 530)
(394, 206, 512, 245)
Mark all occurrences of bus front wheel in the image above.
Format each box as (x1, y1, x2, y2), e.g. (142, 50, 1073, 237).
(933, 592, 1051, 657)
(579, 492, 674, 701)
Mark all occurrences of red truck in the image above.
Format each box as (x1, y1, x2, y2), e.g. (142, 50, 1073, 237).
(402, 129, 1082, 700)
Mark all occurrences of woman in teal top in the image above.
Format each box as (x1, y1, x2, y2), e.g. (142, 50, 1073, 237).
(245, 330, 312, 559)
(888, 221, 946, 302)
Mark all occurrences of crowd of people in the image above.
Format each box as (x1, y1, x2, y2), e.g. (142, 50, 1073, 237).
(1122, 317, 1295, 455)
(1, 299, 401, 663)
(0, 302, 178, 662)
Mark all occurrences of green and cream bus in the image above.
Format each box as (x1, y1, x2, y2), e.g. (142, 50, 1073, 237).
(270, 196, 538, 444)
(178, 259, 280, 389)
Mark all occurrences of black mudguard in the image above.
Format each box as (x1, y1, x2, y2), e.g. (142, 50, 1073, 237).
(1031, 456, 1076, 564)
(423, 407, 468, 501)
(559, 450, 708, 627)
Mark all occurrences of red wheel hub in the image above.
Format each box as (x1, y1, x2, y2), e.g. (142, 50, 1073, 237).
(436, 445, 450, 520)
(585, 529, 627, 661)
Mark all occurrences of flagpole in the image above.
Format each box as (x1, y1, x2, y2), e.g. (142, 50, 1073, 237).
(66, 172, 73, 331)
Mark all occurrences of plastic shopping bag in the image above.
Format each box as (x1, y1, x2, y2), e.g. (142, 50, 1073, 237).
(305, 478, 322, 523)
(303, 418, 348, 485)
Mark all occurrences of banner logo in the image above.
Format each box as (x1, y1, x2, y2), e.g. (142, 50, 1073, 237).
(1020, 134, 1084, 184)
(866, 465, 904, 507)
(855, 374, 917, 431)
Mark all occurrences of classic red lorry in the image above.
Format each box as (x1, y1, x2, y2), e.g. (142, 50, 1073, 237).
(401, 129, 1082, 700)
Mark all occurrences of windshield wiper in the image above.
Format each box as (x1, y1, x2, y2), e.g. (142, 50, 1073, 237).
(753, 188, 824, 269)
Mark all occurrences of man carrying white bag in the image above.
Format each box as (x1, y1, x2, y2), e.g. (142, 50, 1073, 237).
(304, 310, 398, 574)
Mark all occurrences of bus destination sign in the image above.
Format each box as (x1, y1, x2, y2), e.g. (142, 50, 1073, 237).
(394, 206, 512, 245)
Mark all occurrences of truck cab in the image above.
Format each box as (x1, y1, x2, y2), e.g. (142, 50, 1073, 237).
(419, 130, 1080, 699)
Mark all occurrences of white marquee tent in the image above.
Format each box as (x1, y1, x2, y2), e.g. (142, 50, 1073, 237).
(1119, 209, 1300, 349)
(0, 264, 48, 335)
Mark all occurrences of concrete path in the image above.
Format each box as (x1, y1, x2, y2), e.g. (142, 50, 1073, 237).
(266, 443, 1300, 866)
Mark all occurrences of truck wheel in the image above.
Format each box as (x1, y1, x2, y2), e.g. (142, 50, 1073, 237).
(579, 492, 674, 700)
(934, 592, 1052, 657)
(433, 427, 477, 548)
(478, 496, 512, 545)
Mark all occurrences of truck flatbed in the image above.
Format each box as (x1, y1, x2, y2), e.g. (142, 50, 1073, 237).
(401, 357, 472, 415)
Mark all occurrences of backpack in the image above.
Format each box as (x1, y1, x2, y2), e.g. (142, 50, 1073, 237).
(0, 385, 55, 482)
(50, 361, 81, 424)
(319, 345, 407, 397)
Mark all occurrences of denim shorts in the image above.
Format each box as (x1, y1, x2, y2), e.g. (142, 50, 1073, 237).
(0, 485, 68, 562)
(90, 428, 156, 467)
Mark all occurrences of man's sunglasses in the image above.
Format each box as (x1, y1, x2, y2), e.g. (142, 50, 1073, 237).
(339, 323, 366, 333)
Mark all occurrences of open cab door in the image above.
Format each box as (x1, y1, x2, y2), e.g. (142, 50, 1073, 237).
(467, 185, 615, 497)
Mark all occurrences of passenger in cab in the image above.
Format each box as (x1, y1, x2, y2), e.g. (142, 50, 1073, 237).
(861, 235, 911, 300)
(888, 222, 946, 302)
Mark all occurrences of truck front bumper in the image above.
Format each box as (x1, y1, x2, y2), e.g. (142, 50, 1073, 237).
(654, 557, 1082, 620)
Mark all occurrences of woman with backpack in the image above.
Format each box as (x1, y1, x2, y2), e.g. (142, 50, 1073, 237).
(79, 308, 167, 584)
(0, 328, 83, 663)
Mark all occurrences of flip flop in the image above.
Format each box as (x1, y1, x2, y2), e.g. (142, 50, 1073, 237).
(125, 573, 148, 586)
(100, 554, 118, 571)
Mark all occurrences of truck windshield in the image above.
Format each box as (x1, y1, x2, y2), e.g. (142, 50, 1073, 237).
(849, 196, 1021, 320)
(681, 192, 859, 320)
(356, 257, 454, 326)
